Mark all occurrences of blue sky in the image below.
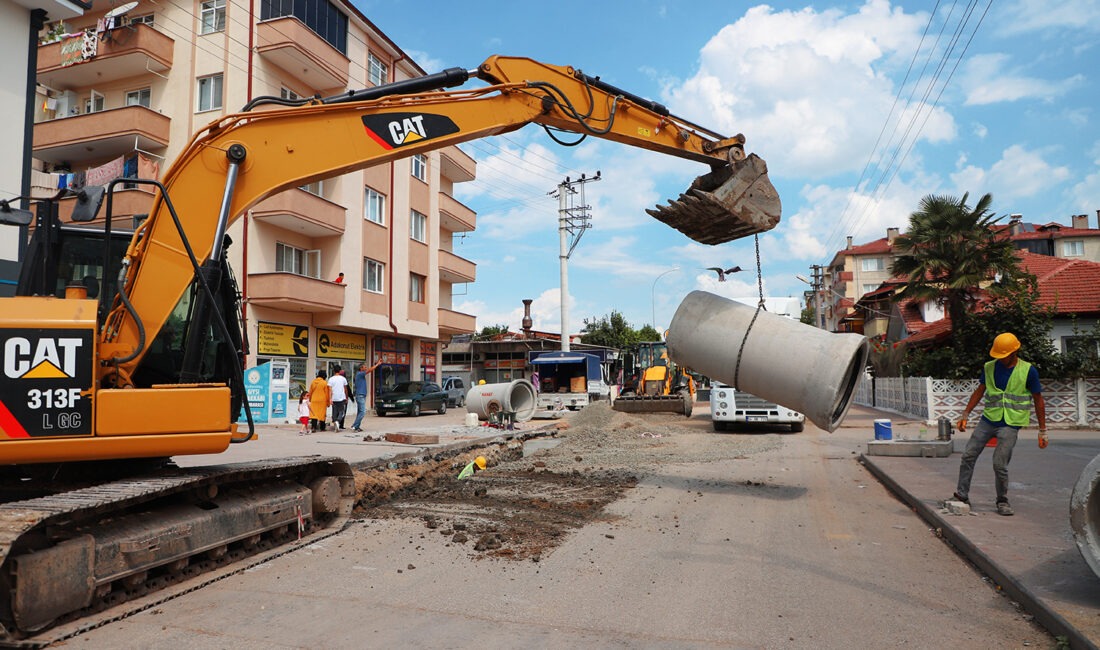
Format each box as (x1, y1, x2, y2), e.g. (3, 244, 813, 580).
(355, 0, 1100, 334)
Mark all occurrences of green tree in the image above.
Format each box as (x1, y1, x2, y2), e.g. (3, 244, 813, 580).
(902, 277, 1057, 378)
(890, 192, 1023, 343)
(800, 304, 815, 326)
(477, 324, 509, 339)
(636, 324, 661, 342)
(580, 311, 643, 349)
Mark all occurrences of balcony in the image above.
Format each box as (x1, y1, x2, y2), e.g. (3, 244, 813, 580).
(439, 193, 475, 233)
(251, 188, 345, 237)
(59, 186, 155, 225)
(247, 273, 344, 313)
(34, 105, 169, 165)
(439, 147, 475, 183)
(439, 249, 475, 284)
(257, 17, 349, 91)
(438, 307, 475, 336)
(38, 24, 173, 89)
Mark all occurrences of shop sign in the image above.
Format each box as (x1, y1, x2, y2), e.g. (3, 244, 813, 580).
(317, 328, 367, 360)
(257, 322, 308, 357)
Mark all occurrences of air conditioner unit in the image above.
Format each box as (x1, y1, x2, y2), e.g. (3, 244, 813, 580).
(54, 90, 79, 116)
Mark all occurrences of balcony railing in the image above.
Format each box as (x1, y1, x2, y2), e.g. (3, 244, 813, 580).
(438, 249, 475, 284)
(256, 17, 349, 91)
(247, 272, 344, 313)
(34, 105, 169, 165)
(439, 193, 475, 233)
(38, 23, 174, 88)
(438, 307, 475, 335)
(251, 188, 345, 237)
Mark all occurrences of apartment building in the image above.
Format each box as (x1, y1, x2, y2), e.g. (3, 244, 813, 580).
(1, 0, 88, 296)
(30, 0, 478, 400)
(815, 214, 1100, 333)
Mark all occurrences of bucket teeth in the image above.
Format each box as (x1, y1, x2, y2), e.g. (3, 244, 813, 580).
(647, 153, 781, 245)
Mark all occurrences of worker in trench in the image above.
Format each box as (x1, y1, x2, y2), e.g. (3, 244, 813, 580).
(458, 456, 487, 480)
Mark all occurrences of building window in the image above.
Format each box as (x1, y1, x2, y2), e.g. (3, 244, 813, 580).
(299, 180, 323, 197)
(861, 257, 885, 271)
(861, 284, 879, 295)
(410, 209, 427, 243)
(126, 88, 151, 108)
(364, 258, 384, 293)
(200, 0, 226, 34)
(259, 0, 348, 54)
(1065, 336, 1100, 360)
(368, 52, 388, 86)
(280, 87, 300, 100)
(365, 187, 385, 225)
(131, 13, 155, 25)
(84, 90, 104, 114)
(1063, 240, 1084, 257)
(410, 273, 425, 303)
(275, 242, 320, 278)
(197, 74, 223, 112)
(411, 154, 426, 182)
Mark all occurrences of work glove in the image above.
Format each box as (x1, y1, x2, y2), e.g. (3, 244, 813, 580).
(1038, 431, 1049, 449)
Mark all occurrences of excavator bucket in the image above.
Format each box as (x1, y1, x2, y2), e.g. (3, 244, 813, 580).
(647, 153, 780, 245)
(612, 392, 694, 418)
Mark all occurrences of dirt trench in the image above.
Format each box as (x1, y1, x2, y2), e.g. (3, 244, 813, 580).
(350, 402, 783, 561)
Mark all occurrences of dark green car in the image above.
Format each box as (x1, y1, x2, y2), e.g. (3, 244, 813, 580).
(376, 381, 448, 417)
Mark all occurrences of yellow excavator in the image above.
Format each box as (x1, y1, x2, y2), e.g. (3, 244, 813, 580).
(0, 55, 780, 640)
(614, 341, 696, 416)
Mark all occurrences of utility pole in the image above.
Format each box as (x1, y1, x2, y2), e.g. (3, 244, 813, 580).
(549, 171, 600, 352)
(811, 264, 824, 329)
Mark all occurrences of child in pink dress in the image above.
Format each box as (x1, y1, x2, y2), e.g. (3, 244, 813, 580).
(297, 393, 310, 435)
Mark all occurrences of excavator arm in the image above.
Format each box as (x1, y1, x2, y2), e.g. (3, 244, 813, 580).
(100, 55, 780, 387)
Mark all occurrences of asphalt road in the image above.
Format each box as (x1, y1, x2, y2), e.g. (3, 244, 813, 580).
(66, 405, 1053, 649)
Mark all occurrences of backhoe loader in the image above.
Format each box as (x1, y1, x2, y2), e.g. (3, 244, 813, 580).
(614, 341, 696, 416)
(0, 55, 780, 641)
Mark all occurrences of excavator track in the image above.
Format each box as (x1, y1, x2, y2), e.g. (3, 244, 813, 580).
(0, 456, 354, 647)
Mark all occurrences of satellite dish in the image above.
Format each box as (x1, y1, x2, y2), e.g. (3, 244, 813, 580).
(104, 1, 139, 19)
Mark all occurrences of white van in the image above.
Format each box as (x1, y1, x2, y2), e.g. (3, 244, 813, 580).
(710, 382, 805, 432)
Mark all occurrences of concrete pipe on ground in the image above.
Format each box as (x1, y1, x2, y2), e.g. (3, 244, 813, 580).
(667, 290, 868, 432)
(465, 380, 537, 422)
(1071, 454, 1100, 580)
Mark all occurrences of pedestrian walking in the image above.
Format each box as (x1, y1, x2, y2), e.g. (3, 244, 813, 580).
(952, 332, 1048, 516)
(307, 370, 330, 432)
(351, 360, 384, 432)
(328, 366, 350, 432)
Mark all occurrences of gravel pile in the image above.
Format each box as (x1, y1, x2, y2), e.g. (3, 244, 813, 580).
(525, 402, 784, 472)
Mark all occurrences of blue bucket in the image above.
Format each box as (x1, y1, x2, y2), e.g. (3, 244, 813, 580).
(874, 419, 892, 440)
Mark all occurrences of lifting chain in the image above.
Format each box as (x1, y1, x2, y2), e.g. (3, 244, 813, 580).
(733, 234, 766, 390)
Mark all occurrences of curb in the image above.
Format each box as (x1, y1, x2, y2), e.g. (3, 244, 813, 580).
(860, 453, 1097, 650)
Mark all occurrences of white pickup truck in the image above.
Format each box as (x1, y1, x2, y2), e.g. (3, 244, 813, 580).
(709, 381, 805, 432)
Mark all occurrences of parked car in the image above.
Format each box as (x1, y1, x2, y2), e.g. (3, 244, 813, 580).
(441, 376, 466, 407)
(376, 381, 448, 417)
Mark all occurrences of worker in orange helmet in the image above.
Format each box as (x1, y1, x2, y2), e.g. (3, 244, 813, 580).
(457, 455, 487, 480)
(952, 332, 1047, 516)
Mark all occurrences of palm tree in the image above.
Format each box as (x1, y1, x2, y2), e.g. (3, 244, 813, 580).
(890, 192, 1022, 340)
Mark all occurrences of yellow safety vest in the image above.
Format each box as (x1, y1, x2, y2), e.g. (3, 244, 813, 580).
(457, 461, 477, 480)
(982, 359, 1033, 427)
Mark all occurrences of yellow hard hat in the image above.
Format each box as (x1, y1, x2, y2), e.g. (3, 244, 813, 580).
(990, 332, 1021, 359)
(478, 379, 486, 385)
(475, 456, 487, 470)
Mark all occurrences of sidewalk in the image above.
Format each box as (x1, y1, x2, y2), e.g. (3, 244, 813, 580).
(174, 408, 554, 469)
(851, 405, 1100, 649)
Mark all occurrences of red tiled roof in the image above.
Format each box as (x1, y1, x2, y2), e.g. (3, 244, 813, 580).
(845, 237, 894, 255)
(1017, 250, 1100, 314)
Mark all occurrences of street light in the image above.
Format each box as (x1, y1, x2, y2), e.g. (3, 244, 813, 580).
(651, 267, 680, 332)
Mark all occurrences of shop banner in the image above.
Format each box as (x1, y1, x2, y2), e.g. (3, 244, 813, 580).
(257, 322, 308, 357)
(317, 328, 366, 360)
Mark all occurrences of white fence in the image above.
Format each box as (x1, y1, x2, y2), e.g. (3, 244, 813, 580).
(853, 375, 1100, 428)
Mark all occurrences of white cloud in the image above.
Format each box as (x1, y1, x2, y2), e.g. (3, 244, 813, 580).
(664, 1, 951, 179)
(995, 0, 1100, 35)
(950, 144, 1072, 200)
(960, 54, 1084, 105)
(457, 287, 568, 333)
(405, 49, 446, 75)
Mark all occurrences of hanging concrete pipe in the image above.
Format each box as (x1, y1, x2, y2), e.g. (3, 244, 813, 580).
(1071, 454, 1100, 580)
(465, 380, 537, 422)
(666, 291, 868, 432)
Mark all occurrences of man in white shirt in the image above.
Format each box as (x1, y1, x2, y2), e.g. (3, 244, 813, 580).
(327, 367, 350, 432)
